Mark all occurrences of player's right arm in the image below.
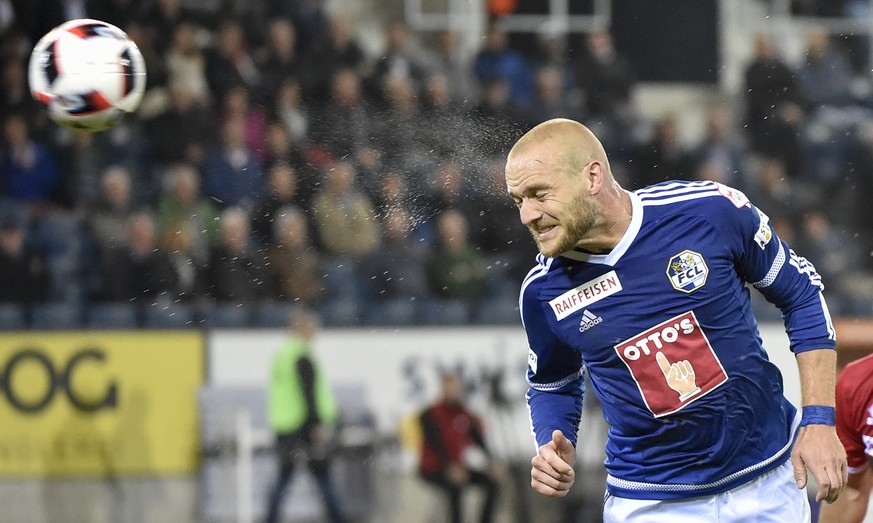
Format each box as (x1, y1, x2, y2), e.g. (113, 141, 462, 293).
(520, 263, 584, 496)
(817, 465, 873, 523)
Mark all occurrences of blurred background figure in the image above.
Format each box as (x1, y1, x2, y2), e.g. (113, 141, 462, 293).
(265, 308, 346, 523)
(419, 371, 501, 523)
(0, 211, 48, 306)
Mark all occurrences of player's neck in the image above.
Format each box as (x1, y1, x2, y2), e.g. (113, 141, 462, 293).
(574, 190, 632, 254)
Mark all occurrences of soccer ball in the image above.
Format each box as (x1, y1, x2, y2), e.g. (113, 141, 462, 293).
(28, 19, 146, 132)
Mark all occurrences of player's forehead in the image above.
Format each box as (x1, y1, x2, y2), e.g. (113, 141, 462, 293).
(505, 151, 562, 195)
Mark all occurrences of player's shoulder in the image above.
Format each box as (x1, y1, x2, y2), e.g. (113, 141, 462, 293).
(635, 180, 756, 225)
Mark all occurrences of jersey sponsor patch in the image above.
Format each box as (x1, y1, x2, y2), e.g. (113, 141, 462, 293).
(666, 250, 708, 293)
(549, 270, 622, 320)
(715, 182, 750, 208)
(614, 311, 728, 417)
(754, 208, 772, 250)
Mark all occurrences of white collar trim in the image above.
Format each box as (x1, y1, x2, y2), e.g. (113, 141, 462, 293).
(560, 190, 642, 265)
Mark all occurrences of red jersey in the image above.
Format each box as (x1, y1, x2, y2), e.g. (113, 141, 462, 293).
(418, 401, 486, 476)
(835, 352, 873, 473)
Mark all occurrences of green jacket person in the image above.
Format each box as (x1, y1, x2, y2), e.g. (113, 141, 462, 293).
(265, 309, 346, 523)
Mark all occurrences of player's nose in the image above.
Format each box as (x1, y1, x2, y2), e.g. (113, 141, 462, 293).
(519, 199, 543, 226)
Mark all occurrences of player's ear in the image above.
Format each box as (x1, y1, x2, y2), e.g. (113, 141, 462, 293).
(587, 160, 605, 195)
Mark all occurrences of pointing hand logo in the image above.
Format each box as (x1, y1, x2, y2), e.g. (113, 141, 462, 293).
(656, 351, 701, 402)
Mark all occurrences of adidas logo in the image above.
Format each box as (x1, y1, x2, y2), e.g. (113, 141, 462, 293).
(579, 309, 603, 332)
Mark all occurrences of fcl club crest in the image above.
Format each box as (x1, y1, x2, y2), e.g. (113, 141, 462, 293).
(667, 250, 708, 293)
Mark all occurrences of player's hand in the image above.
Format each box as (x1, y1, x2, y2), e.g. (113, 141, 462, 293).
(790, 424, 848, 504)
(656, 351, 700, 400)
(531, 429, 576, 497)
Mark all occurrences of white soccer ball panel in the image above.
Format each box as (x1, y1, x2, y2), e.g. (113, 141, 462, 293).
(27, 18, 147, 132)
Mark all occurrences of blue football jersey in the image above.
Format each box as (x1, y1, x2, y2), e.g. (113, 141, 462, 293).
(521, 180, 836, 501)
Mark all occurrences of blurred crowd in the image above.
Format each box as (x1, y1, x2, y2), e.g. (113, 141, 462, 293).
(0, 0, 871, 328)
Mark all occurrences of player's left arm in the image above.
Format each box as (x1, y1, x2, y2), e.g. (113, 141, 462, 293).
(791, 348, 848, 504)
(707, 184, 847, 502)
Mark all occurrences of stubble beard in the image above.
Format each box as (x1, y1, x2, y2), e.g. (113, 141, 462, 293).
(531, 194, 597, 258)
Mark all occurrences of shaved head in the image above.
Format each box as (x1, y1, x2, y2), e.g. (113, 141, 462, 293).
(507, 118, 611, 180)
(504, 118, 630, 257)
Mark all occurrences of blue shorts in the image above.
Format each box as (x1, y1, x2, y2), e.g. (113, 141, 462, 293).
(603, 460, 810, 522)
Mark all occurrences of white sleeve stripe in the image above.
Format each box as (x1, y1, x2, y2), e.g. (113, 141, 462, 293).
(527, 368, 583, 392)
(788, 249, 824, 290)
(819, 293, 837, 341)
(753, 242, 785, 288)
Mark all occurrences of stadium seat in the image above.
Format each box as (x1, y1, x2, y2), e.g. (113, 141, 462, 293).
(417, 299, 472, 326)
(319, 298, 361, 327)
(254, 303, 300, 328)
(0, 303, 26, 330)
(361, 298, 418, 326)
(474, 297, 521, 326)
(86, 302, 139, 329)
(142, 303, 195, 329)
(31, 302, 82, 330)
(201, 303, 254, 328)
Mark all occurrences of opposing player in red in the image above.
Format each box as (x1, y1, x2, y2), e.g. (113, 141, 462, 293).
(818, 352, 873, 523)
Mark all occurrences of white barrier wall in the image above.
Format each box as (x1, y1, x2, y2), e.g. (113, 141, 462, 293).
(208, 323, 801, 446)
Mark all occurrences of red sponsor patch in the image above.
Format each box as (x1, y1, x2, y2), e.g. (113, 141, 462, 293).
(614, 311, 728, 417)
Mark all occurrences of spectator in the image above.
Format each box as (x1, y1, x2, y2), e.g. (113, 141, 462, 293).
(250, 161, 303, 247)
(528, 65, 582, 124)
(265, 307, 346, 523)
(426, 210, 489, 304)
(577, 30, 635, 122)
(206, 206, 269, 303)
(266, 207, 323, 305)
(0, 213, 48, 305)
(362, 208, 429, 302)
(145, 82, 216, 167)
(98, 211, 178, 304)
(205, 19, 261, 102)
(201, 114, 266, 210)
(1, 113, 60, 208)
(366, 20, 428, 105)
(419, 371, 501, 523)
(429, 30, 477, 105)
(743, 34, 798, 155)
(795, 30, 855, 109)
(634, 112, 694, 189)
(311, 161, 379, 259)
(272, 77, 309, 147)
(261, 122, 316, 207)
(309, 68, 373, 163)
(87, 165, 138, 257)
(218, 86, 268, 162)
(156, 163, 218, 265)
(419, 73, 476, 165)
(473, 158, 538, 283)
(469, 77, 530, 157)
(473, 22, 533, 108)
(423, 162, 482, 230)
(165, 21, 211, 106)
(299, 12, 366, 106)
(691, 107, 746, 189)
(257, 18, 302, 105)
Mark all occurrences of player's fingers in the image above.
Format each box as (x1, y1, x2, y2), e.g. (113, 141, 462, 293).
(530, 468, 574, 497)
(791, 453, 807, 489)
(532, 450, 574, 479)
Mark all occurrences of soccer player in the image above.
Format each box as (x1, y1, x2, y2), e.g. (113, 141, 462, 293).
(504, 118, 847, 521)
(818, 352, 873, 523)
